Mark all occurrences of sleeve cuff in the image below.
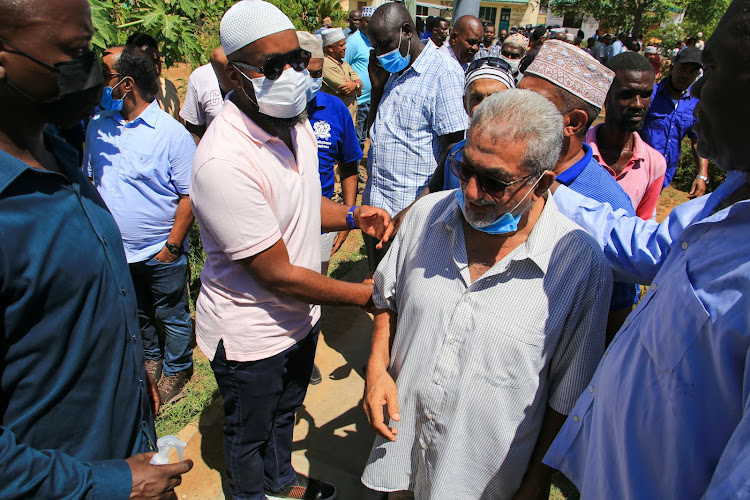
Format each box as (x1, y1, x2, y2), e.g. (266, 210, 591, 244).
(91, 459, 132, 500)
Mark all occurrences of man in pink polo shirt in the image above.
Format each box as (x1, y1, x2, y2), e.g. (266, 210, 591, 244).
(189, 2, 389, 499)
(587, 52, 667, 219)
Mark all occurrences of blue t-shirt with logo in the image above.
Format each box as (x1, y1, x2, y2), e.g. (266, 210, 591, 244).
(308, 92, 363, 199)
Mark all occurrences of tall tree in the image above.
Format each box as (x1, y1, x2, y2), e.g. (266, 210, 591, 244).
(549, 0, 682, 39)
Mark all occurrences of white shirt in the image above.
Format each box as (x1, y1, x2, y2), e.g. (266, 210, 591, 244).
(361, 190, 612, 499)
(180, 64, 224, 127)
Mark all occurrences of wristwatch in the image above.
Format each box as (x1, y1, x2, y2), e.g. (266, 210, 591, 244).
(696, 174, 709, 183)
(165, 242, 182, 256)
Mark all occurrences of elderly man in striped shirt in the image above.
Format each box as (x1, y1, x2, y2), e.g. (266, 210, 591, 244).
(361, 89, 612, 500)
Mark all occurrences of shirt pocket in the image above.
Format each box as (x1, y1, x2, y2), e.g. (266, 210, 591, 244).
(120, 148, 161, 182)
(639, 260, 709, 373)
(395, 93, 430, 136)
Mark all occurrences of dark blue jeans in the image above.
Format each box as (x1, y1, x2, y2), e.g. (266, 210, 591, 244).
(211, 322, 320, 500)
(356, 101, 371, 151)
(129, 253, 193, 376)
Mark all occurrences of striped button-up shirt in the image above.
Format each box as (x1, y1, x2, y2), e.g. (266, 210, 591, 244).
(364, 42, 467, 216)
(361, 190, 612, 499)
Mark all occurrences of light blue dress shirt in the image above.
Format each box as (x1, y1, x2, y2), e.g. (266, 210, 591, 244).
(83, 100, 195, 263)
(544, 171, 750, 499)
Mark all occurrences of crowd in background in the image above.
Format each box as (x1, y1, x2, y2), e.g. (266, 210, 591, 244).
(1, 0, 749, 499)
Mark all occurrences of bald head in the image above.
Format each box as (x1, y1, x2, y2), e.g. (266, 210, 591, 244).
(0, 0, 90, 37)
(453, 15, 483, 35)
(451, 15, 483, 63)
(369, 2, 414, 32)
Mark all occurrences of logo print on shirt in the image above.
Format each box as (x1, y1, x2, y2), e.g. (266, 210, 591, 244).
(313, 120, 332, 141)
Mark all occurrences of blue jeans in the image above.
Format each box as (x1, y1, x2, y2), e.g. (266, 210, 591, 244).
(211, 323, 320, 499)
(129, 253, 193, 376)
(356, 101, 371, 151)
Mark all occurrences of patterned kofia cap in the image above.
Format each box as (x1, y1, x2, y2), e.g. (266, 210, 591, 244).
(525, 39, 614, 108)
(503, 33, 529, 52)
(361, 6, 376, 17)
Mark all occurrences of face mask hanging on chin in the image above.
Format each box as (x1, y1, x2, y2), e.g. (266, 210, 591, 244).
(100, 78, 129, 111)
(456, 172, 545, 235)
(377, 32, 411, 74)
(235, 65, 310, 119)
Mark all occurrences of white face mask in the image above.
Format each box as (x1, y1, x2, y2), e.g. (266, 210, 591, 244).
(235, 66, 310, 119)
(308, 77, 323, 101)
(501, 55, 520, 75)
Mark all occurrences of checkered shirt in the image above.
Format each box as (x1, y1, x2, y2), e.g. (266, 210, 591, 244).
(363, 42, 467, 216)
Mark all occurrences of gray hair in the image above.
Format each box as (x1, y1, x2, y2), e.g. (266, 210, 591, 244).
(470, 89, 563, 177)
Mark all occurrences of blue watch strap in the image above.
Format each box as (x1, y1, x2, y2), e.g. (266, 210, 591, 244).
(346, 206, 357, 229)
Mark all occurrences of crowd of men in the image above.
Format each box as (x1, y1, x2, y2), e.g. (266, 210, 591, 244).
(1, 0, 749, 499)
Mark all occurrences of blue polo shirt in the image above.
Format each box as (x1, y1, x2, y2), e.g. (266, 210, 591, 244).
(443, 141, 638, 310)
(0, 131, 155, 499)
(308, 92, 363, 199)
(343, 30, 373, 106)
(639, 78, 698, 187)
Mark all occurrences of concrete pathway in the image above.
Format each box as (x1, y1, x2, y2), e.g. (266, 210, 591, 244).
(174, 260, 384, 500)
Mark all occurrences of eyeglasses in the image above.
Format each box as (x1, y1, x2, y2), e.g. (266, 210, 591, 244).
(230, 48, 311, 80)
(449, 148, 535, 197)
(465, 56, 512, 76)
(309, 69, 323, 78)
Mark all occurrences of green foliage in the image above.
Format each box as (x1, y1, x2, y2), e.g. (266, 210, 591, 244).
(681, 0, 729, 40)
(549, 0, 682, 37)
(89, 0, 347, 68)
(671, 137, 725, 194)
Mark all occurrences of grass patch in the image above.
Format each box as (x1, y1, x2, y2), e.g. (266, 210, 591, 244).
(154, 350, 219, 437)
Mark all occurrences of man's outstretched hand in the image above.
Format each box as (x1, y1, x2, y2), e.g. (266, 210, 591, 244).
(354, 205, 391, 242)
(127, 452, 193, 500)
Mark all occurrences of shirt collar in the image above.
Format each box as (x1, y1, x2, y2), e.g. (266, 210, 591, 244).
(409, 40, 437, 76)
(436, 189, 559, 275)
(325, 54, 344, 66)
(308, 95, 326, 113)
(586, 125, 645, 176)
(0, 129, 80, 193)
(556, 143, 593, 185)
(104, 99, 161, 128)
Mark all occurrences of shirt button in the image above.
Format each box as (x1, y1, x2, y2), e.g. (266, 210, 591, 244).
(102, 237, 108, 247)
(652, 283, 658, 290)
(435, 378, 442, 386)
(121, 287, 126, 295)
(448, 339, 455, 345)
(589, 386, 594, 393)
(463, 296, 470, 303)
(426, 412, 433, 420)
(682, 241, 689, 250)
(421, 440, 427, 450)
(573, 416, 580, 422)
(624, 319, 630, 327)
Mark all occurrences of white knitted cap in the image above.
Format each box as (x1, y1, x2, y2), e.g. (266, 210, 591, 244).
(297, 31, 324, 59)
(321, 28, 345, 47)
(220, 0, 295, 56)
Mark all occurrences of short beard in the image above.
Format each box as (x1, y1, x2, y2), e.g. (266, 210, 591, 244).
(460, 197, 498, 227)
(260, 109, 308, 130)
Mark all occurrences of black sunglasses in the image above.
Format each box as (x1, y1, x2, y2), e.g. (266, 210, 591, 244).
(309, 69, 323, 78)
(231, 48, 311, 80)
(449, 148, 535, 197)
(465, 56, 512, 76)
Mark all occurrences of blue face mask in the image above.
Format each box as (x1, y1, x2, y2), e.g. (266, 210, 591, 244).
(455, 172, 544, 235)
(307, 77, 323, 101)
(100, 78, 128, 111)
(378, 32, 411, 73)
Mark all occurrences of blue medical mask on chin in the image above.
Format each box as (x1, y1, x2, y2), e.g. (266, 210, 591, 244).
(100, 78, 129, 111)
(307, 77, 323, 101)
(455, 172, 545, 235)
(378, 33, 411, 73)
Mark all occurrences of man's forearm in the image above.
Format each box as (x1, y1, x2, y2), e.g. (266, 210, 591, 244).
(514, 406, 567, 499)
(691, 138, 708, 176)
(367, 309, 397, 372)
(167, 195, 195, 246)
(340, 161, 359, 207)
(252, 260, 372, 306)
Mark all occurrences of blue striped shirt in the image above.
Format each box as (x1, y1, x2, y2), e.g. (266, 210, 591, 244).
(364, 42, 468, 216)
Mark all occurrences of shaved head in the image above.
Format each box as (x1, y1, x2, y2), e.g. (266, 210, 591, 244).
(369, 2, 414, 33)
(453, 15, 483, 35)
(0, 0, 46, 36)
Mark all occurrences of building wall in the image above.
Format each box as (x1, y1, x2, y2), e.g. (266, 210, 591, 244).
(478, 2, 540, 32)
